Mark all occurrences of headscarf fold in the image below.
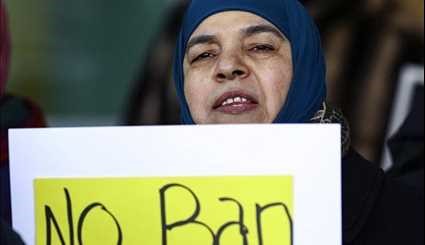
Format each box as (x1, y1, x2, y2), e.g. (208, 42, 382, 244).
(173, 0, 327, 124)
(0, 1, 10, 97)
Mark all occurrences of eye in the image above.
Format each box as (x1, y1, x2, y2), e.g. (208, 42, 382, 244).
(249, 44, 275, 52)
(192, 52, 216, 63)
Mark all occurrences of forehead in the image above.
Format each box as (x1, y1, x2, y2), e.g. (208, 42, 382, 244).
(190, 11, 276, 37)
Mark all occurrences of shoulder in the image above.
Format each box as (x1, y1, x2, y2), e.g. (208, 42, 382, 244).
(342, 150, 424, 245)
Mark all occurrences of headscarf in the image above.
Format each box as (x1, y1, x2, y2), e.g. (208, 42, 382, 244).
(0, 1, 10, 97)
(173, 0, 327, 124)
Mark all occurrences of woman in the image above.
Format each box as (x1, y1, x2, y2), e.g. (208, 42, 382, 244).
(172, 0, 424, 244)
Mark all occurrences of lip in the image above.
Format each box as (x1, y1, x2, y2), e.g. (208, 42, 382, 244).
(213, 90, 259, 114)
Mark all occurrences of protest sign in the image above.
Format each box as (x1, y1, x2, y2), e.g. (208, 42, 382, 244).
(9, 125, 341, 245)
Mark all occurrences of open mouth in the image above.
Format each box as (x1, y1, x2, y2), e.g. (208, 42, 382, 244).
(213, 91, 259, 114)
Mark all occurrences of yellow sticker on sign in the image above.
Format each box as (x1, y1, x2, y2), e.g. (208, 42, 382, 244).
(35, 176, 293, 245)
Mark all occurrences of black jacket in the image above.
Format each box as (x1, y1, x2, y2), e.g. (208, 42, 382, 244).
(343, 150, 424, 245)
(0, 220, 24, 245)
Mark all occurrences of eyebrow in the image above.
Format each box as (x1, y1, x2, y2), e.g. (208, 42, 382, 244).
(186, 24, 286, 52)
(186, 35, 218, 51)
(242, 24, 286, 40)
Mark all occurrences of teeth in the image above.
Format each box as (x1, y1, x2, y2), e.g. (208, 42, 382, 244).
(221, 96, 250, 106)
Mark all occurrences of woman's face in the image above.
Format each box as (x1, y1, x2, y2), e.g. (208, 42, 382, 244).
(183, 11, 293, 124)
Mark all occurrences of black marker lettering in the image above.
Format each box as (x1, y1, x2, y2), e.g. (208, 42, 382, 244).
(160, 183, 215, 245)
(77, 203, 123, 245)
(45, 188, 74, 245)
(215, 197, 249, 245)
(45, 206, 67, 245)
(160, 183, 293, 245)
(256, 203, 293, 245)
(44, 188, 122, 245)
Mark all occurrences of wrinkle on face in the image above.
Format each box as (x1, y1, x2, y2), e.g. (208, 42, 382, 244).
(184, 11, 293, 124)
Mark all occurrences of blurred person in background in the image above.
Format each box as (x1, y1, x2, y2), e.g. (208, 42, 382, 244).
(304, 0, 424, 193)
(305, 0, 424, 169)
(387, 84, 424, 190)
(0, 1, 43, 243)
(124, 0, 190, 125)
(170, 0, 423, 244)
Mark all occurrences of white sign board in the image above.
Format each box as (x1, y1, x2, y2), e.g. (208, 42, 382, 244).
(9, 125, 341, 245)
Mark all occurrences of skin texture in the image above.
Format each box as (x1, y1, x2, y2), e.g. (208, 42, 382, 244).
(183, 11, 293, 124)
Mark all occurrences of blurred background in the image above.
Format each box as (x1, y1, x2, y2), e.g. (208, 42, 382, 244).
(2, 0, 424, 163)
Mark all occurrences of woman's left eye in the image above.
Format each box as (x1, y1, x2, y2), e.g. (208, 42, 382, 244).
(250, 44, 275, 52)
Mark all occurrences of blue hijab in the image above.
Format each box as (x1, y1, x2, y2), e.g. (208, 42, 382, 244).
(173, 0, 326, 124)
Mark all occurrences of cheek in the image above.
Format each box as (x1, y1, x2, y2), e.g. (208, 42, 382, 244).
(184, 74, 202, 108)
(261, 59, 293, 115)
(274, 65, 292, 99)
(184, 71, 212, 121)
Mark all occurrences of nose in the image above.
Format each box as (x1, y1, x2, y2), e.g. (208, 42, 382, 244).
(215, 52, 249, 82)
